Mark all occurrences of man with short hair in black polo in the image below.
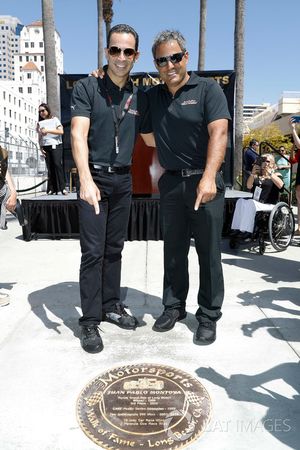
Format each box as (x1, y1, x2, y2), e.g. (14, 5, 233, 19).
(71, 24, 153, 353)
(243, 139, 260, 189)
(148, 30, 231, 344)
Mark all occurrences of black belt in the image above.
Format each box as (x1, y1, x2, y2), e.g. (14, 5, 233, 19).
(92, 164, 131, 174)
(166, 168, 205, 177)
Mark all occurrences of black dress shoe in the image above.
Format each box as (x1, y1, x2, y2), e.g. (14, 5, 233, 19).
(153, 309, 187, 332)
(104, 303, 138, 330)
(81, 325, 103, 353)
(195, 319, 216, 345)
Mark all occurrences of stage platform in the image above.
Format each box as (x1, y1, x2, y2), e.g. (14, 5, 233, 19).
(21, 190, 252, 241)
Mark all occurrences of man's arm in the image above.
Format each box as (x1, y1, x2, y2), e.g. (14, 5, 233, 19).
(5, 170, 17, 211)
(71, 116, 100, 214)
(289, 118, 300, 148)
(194, 118, 228, 210)
(140, 132, 156, 147)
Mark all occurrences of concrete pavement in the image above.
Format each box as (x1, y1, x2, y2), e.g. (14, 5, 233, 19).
(0, 216, 299, 450)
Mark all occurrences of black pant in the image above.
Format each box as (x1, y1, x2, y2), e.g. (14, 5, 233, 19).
(43, 144, 65, 193)
(159, 171, 225, 322)
(78, 171, 132, 326)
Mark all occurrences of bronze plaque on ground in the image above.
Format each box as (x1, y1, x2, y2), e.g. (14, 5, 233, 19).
(77, 363, 212, 449)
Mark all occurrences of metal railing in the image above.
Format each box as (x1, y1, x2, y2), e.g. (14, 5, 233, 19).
(0, 139, 46, 177)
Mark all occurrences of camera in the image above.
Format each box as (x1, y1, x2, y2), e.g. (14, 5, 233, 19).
(254, 156, 267, 166)
(291, 115, 300, 123)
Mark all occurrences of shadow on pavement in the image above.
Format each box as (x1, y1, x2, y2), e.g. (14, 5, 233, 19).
(237, 287, 300, 342)
(27, 283, 168, 335)
(0, 282, 16, 291)
(196, 362, 300, 449)
(241, 317, 300, 342)
(222, 247, 300, 283)
(238, 287, 300, 314)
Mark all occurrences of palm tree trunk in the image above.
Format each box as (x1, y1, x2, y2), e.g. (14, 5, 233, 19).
(198, 0, 207, 71)
(234, 0, 245, 189)
(103, 0, 113, 42)
(97, 0, 104, 69)
(41, 0, 60, 118)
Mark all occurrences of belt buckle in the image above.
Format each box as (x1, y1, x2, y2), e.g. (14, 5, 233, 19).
(181, 169, 191, 177)
(107, 166, 115, 173)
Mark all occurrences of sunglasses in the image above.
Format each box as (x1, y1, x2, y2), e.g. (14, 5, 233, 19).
(39, 109, 46, 113)
(108, 46, 136, 58)
(155, 52, 186, 68)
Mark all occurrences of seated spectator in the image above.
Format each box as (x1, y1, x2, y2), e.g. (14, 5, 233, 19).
(231, 154, 284, 237)
(275, 145, 291, 190)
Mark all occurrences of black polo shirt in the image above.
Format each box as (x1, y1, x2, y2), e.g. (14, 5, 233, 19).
(147, 72, 231, 170)
(71, 74, 151, 166)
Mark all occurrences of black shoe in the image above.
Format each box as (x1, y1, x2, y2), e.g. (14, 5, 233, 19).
(238, 231, 252, 240)
(104, 303, 138, 329)
(195, 319, 216, 345)
(81, 325, 103, 353)
(153, 309, 187, 332)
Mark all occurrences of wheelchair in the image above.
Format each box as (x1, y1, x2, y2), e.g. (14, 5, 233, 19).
(229, 201, 295, 255)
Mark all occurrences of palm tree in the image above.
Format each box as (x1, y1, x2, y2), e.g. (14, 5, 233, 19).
(234, 0, 245, 188)
(198, 0, 207, 71)
(103, 0, 113, 42)
(97, 0, 104, 69)
(41, 0, 60, 118)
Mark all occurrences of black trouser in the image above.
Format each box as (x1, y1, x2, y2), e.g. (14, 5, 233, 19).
(158, 171, 225, 322)
(78, 170, 132, 326)
(43, 144, 65, 193)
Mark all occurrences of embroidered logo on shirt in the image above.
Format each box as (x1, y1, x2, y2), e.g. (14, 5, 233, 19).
(128, 108, 140, 116)
(181, 100, 198, 106)
(71, 105, 76, 110)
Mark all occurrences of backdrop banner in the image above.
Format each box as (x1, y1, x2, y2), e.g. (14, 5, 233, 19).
(60, 70, 235, 193)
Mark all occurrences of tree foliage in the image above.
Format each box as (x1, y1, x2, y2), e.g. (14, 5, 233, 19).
(243, 124, 292, 152)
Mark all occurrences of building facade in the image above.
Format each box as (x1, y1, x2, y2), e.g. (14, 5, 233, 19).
(14, 20, 64, 92)
(0, 16, 63, 176)
(247, 92, 300, 135)
(0, 15, 23, 80)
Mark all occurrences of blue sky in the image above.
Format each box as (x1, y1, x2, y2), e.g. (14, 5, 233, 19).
(2, 0, 299, 105)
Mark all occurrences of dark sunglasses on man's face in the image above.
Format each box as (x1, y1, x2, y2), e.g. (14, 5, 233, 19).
(155, 51, 186, 68)
(108, 46, 136, 58)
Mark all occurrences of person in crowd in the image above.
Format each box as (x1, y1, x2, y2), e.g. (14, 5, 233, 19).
(231, 154, 283, 237)
(147, 30, 230, 344)
(289, 118, 300, 235)
(0, 145, 18, 306)
(243, 139, 260, 189)
(275, 145, 291, 191)
(70, 24, 153, 353)
(37, 103, 67, 195)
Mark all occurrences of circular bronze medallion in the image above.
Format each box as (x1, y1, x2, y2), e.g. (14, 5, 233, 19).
(77, 363, 212, 449)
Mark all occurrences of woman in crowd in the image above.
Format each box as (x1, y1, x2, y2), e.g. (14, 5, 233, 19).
(0, 145, 17, 306)
(275, 145, 291, 191)
(37, 103, 66, 195)
(289, 117, 300, 235)
(231, 154, 283, 237)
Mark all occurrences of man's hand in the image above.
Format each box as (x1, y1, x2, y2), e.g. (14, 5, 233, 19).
(90, 68, 105, 79)
(289, 117, 296, 130)
(251, 164, 261, 175)
(80, 179, 101, 214)
(6, 192, 17, 212)
(194, 175, 216, 210)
